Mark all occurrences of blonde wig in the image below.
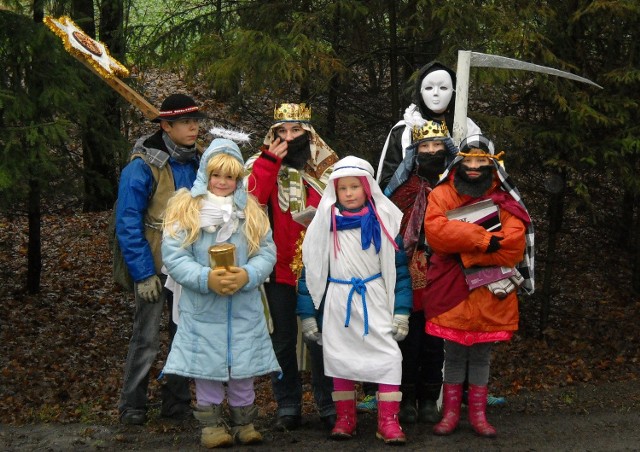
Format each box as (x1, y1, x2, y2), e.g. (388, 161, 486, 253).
(164, 153, 269, 256)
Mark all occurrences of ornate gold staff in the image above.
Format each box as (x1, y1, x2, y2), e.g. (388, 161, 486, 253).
(43, 16, 159, 119)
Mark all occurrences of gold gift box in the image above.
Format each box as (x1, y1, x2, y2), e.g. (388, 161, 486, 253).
(209, 243, 236, 270)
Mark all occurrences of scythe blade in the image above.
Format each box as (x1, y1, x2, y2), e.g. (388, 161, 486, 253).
(452, 50, 603, 145)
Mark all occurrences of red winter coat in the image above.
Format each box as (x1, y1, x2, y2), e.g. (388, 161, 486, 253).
(246, 146, 322, 287)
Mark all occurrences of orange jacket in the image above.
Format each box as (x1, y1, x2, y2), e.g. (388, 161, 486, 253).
(424, 177, 527, 334)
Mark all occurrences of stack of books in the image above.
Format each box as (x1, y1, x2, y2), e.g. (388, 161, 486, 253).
(446, 199, 519, 291)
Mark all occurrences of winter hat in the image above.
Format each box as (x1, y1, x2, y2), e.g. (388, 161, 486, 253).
(191, 138, 247, 209)
(152, 93, 207, 123)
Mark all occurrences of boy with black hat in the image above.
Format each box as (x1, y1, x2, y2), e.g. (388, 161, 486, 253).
(117, 93, 206, 425)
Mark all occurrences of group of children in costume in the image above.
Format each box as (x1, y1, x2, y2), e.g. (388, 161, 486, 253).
(151, 62, 534, 449)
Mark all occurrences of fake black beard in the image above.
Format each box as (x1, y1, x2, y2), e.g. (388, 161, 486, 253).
(453, 164, 494, 198)
(282, 133, 311, 170)
(416, 150, 446, 182)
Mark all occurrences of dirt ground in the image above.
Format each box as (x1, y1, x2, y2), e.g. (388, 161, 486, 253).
(1, 379, 639, 451)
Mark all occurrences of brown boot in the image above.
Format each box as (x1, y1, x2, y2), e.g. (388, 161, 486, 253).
(229, 404, 262, 444)
(468, 384, 497, 438)
(330, 390, 357, 439)
(193, 404, 233, 448)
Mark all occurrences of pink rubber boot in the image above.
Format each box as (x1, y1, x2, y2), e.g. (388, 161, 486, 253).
(330, 391, 357, 439)
(376, 391, 406, 444)
(433, 383, 462, 436)
(468, 384, 497, 438)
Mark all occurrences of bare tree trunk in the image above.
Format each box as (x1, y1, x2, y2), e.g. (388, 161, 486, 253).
(27, 165, 42, 294)
(619, 189, 635, 247)
(631, 197, 640, 294)
(326, 2, 341, 138)
(26, 0, 45, 293)
(73, 0, 121, 212)
(388, 0, 399, 119)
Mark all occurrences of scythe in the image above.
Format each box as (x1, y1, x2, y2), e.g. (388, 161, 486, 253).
(452, 50, 603, 145)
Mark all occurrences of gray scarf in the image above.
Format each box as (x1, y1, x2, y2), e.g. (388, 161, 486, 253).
(163, 132, 197, 163)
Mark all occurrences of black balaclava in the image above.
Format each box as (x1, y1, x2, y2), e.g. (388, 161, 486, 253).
(413, 61, 457, 129)
(453, 164, 494, 198)
(415, 150, 447, 182)
(282, 132, 311, 170)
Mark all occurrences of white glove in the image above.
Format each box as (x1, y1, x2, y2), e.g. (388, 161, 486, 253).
(301, 317, 321, 344)
(391, 314, 410, 342)
(403, 104, 426, 128)
(137, 275, 163, 303)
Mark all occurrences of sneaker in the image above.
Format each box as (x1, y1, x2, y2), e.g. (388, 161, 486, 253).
(487, 394, 506, 406)
(356, 394, 377, 413)
(463, 390, 506, 406)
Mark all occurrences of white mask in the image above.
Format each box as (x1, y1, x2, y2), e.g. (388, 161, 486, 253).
(420, 69, 453, 114)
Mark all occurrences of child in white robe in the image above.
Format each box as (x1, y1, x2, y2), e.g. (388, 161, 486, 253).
(297, 156, 413, 444)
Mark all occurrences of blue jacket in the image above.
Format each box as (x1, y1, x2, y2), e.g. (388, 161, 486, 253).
(115, 131, 198, 282)
(162, 224, 281, 380)
(297, 235, 412, 326)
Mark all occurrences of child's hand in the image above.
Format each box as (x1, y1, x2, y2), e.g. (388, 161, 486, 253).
(391, 314, 410, 341)
(207, 268, 228, 295)
(220, 266, 249, 294)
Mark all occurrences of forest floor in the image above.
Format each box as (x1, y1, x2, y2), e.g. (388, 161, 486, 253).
(1, 178, 639, 451)
(1, 72, 639, 451)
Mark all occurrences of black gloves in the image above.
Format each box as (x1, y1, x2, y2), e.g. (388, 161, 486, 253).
(486, 236, 503, 253)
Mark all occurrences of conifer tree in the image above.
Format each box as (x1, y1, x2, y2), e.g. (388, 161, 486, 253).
(0, 11, 93, 292)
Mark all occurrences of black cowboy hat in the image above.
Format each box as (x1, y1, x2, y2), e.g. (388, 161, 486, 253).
(152, 93, 207, 123)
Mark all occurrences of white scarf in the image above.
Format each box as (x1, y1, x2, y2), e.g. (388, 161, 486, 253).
(200, 192, 245, 242)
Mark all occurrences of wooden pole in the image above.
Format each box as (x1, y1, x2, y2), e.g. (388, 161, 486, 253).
(73, 57, 159, 119)
(452, 50, 471, 146)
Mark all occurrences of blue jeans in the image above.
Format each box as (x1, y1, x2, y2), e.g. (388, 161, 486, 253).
(265, 282, 334, 418)
(118, 283, 191, 415)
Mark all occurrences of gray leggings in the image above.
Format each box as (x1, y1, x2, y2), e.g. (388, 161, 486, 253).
(442, 340, 492, 386)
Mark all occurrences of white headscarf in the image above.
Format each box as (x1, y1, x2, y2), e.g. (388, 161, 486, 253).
(302, 156, 403, 309)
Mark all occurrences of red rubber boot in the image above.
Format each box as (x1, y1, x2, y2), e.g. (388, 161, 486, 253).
(433, 383, 462, 436)
(468, 384, 497, 438)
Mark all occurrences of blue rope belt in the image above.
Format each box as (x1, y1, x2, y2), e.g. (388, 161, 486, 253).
(327, 272, 382, 336)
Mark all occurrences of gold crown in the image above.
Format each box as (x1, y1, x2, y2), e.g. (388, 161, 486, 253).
(411, 120, 449, 142)
(273, 103, 312, 122)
